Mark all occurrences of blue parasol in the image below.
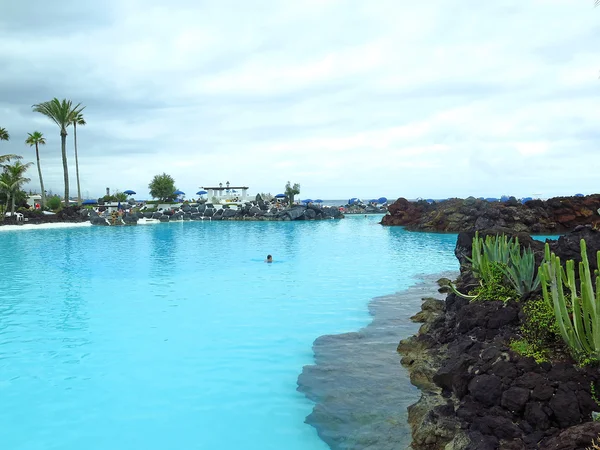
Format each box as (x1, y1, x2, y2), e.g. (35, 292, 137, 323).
(173, 190, 185, 196)
(378, 197, 387, 204)
(314, 199, 323, 203)
(575, 193, 584, 197)
(123, 190, 136, 195)
(275, 194, 286, 198)
(301, 199, 313, 204)
(82, 199, 97, 205)
(196, 190, 208, 195)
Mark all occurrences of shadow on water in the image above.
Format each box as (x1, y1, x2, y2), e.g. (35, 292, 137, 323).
(297, 272, 457, 450)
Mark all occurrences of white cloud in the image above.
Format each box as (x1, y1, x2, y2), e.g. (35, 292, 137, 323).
(0, 0, 599, 201)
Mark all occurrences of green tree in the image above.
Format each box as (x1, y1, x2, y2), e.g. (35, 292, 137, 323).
(0, 160, 32, 215)
(25, 131, 47, 208)
(114, 191, 128, 202)
(72, 112, 86, 205)
(284, 181, 301, 205)
(0, 127, 9, 142)
(149, 173, 176, 202)
(32, 98, 85, 206)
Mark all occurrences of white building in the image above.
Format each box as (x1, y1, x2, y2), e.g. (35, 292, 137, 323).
(200, 182, 251, 204)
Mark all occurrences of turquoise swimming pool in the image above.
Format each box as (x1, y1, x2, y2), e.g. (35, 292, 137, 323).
(0, 216, 458, 449)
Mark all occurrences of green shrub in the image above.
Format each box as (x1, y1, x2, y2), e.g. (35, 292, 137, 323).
(521, 296, 559, 349)
(47, 196, 61, 210)
(510, 339, 549, 363)
(470, 262, 518, 302)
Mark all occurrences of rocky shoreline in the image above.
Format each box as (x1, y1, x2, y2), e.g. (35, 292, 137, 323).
(381, 195, 600, 234)
(90, 203, 344, 225)
(297, 274, 456, 450)
(398, 227, 600, 450)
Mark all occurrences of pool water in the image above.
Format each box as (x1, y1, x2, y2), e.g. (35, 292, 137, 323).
(0, 216, 458, 450)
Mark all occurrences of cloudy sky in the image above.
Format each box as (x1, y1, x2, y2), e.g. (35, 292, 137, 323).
(1, 0, 599, 200)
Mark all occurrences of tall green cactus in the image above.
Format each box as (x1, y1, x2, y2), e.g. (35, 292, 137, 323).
(539, 239, 600, 359)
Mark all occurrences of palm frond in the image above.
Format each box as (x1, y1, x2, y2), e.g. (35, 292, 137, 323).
(32, 98, 86, 130)
(0, 127, 9, 141)
(25, 131, 46, 146)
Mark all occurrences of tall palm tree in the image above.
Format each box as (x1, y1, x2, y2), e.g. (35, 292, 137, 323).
(72, 112, 85, 206)
(0, 127, 9, 141)
(0, 160, 32, 215)
(25, 131, 47, 208)
(32, 98, 85, 206)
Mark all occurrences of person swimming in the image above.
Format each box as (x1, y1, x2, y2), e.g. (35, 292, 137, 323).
(265, 254, 273, 263)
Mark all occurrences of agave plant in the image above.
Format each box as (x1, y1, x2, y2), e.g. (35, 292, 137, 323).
(499, 243, 540, 297)
(539, 239, 600, 359)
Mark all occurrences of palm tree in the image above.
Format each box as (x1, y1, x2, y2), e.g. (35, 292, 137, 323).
(0, 127, 9, 141)
(0, 127, 21, 164)
(25, 131, 47, 208)
(0, 160, 32, 215)
(72, 112, 86, 206)
(32, 98, 85, 206)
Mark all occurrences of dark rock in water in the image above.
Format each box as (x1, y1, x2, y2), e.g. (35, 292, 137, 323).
(382, 194, 600, 233)
(183, 213, 191, 221)
(123, 214, 138, 224)
(197, 204, 206, 213)
(90, 217, 108, 226)
(190, 207, 198, 213)
(159, 215, 169, 222)
(222, 209, 237, 219)
(284, 206, 306, 221)
(248, 206, 261, 216)
(304, 208, 316, 219)
(152, 212, 162, 219)
(182, 206, 191, 213)
(501, 387, 530, 413)
(203, 208, 214, 217)
(468, 374, 503, 407)
(191, 213, 200, 220)
(144, 212, 154, 218)
(542, 422, 600, 449)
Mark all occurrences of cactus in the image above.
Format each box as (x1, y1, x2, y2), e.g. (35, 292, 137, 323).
(539, 239, 600, 359)
(468, 232, 539, 298)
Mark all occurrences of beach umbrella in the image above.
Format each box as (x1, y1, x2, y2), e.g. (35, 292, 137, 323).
(301, 199, 313, 204)
(173, 190, 185, 195)
(123, 190, 136, 195)
(348, 198, 359, 205)
(82, 199, 97, 205)
(521, 197, 533, 204)
(485, 198, 498, 202)
(275, 194, 286, 198)
(196, 190, 208, 195)
(500, 195, 510, 202)
(314, 199, 323, 203)
(575, 193, 584, 197)
(117, 201, 122, 210)
(426, 199, 435, 204)
(378, 197, 387, 204)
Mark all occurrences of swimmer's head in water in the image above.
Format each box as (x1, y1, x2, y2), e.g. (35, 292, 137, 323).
(266, 254, 273, 262)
